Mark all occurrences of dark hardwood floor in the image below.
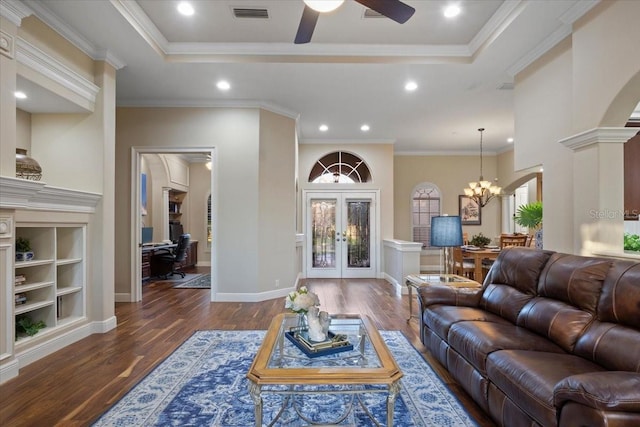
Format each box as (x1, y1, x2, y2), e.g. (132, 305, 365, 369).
(0, 269, 495, 427)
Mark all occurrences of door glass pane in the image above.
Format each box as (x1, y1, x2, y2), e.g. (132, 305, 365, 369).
(311, 200, 336, 268)
(346, 201, 370, 268)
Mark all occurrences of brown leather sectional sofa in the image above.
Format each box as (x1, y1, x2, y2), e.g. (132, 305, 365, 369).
(417, 247, 640, 426)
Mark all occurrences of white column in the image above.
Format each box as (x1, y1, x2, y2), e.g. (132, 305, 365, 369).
(500, 194, 513, 234)
(560, 127, 637, 255)
(162, 187, 171, 241)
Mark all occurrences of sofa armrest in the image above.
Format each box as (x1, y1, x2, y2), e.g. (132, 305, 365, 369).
(416, 285, 483, 309)
(554, 372, 640, 412)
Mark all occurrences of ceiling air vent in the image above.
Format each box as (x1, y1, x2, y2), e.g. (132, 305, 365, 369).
(363, 9, 386, 18)
(232, 8, 269, 19)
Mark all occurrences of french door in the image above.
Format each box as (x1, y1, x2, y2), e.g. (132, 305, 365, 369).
(305, 191, 377, 278)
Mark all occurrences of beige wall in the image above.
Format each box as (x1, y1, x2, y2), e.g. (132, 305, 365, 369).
(116, 107, 297, 297)
(394, 154, 501, 238)
(394, 154, 501, 268)
(188, 162, 212, 265)
(514, 38, 574, 253)
(258, 109, 297, 292)
(16, 109, 31, 150)
(514, 0, 640, 255)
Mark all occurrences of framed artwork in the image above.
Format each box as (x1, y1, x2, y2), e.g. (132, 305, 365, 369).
(141, 173, 148, 216)
(459, 195, 481, 225)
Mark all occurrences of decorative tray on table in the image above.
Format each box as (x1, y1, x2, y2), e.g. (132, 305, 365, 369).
(285, 328, 353, 358)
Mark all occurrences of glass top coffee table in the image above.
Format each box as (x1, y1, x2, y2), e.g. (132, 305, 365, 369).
(247, 313, 403, 426)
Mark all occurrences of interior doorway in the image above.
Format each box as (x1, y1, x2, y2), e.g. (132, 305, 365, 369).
(131, 147, 216, 302)
(304, 190, 378, 278)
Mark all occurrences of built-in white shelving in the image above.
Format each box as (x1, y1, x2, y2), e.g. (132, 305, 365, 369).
(14, 225, 86, 345)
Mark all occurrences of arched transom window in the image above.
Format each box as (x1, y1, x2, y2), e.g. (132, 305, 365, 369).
(412, 184, 441, 249)
(308, 151, 371, 183)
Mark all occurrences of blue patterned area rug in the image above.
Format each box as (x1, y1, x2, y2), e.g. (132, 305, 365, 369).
(172, 274, 211, 289)
(92, 330, 477, 426)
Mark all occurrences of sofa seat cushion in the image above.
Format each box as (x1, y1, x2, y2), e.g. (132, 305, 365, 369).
(487, 350, 605, 427)
(423, 305, 511, 341)
(448, 321, 565, 375)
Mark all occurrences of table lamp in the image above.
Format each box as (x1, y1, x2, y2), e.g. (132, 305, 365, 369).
(430, 215, 463, 282)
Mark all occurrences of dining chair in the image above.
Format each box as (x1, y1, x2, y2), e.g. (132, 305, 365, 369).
(500, 234, 529, 248)
(453, 246, 475, 279)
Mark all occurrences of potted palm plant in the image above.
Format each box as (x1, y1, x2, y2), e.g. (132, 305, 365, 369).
(514, 201, 543, 249)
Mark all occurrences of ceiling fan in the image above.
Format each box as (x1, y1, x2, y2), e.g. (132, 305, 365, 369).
(295, 0, 416, 44)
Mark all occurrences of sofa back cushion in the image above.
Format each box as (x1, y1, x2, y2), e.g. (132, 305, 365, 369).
(537, 253, 611, 312)
(515, 253, 610, 353)
(574, 261, 640, 372)
(480, 248, 553, 324)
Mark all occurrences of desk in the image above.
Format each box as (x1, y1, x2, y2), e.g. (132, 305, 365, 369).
(405, 274, 481, 322)
(141, 241, 198, 280)
(461, 248, 501, 282)
(142, 244, 176, 281)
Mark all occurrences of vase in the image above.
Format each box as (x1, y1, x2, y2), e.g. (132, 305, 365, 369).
(16, 251, 34, 262)
(15, 149, 42, 181)
(296, 312, 308, 331)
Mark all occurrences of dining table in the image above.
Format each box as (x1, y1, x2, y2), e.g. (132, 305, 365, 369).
(461, 246, 501, 282)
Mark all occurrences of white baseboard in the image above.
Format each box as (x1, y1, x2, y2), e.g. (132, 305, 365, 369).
(383, 273, 404, 296)
(215, 286, 295, 302)
(1, 317, 118, 384)
(115, 292, 131, 302)
(0, 359, 19, 384)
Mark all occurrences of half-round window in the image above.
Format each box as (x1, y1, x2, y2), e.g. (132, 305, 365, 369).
(308, 151, 371, 183)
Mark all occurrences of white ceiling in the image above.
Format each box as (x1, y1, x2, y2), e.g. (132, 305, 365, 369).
(16, 0, 603, 153)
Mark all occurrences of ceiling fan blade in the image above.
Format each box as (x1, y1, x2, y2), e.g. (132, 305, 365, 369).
(355, 0, 415, 24)
(294, 5, 320, 44)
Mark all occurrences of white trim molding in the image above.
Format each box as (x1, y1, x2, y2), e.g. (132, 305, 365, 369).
(16, 37, 101, 108)
(0, 0, 33, 26)
(560, 127, 639, 151)
(0, 177, 102, 213)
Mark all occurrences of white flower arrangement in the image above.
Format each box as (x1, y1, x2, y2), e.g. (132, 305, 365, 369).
(285, 286, 320, 314)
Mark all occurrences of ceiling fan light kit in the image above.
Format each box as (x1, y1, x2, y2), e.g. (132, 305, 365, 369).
(295, 0, 416, 44)
(303, 0, 345, 13)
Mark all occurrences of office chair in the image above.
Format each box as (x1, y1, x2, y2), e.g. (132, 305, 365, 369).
(153, 233, 190, 279)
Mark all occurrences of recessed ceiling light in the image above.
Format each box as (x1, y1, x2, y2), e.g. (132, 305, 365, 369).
(14, 91, 27, 99)
(360, 124, 370, 132)
(539, 167, 544, 172)
(444, 4, 461, 18)
(404, 81, 418, 91)
(507, 137, 514, 143)
(216, 80, 231, 90)
(319, 124, 329, 132)
(177, 2, 194, 16)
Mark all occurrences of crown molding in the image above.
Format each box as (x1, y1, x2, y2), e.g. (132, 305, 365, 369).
(560, 127, 638, 151)
(0, 0, 32, 26)
(507, 24, 572, 77)
(300, 138, 396, 145)
(116, 98, 299, 119)
(468, 0, 525, 56)
(394, 150, 499, 156)
(558, 0, 600, 25)
(24, 0, 125, 69)
(16, 37, 100, 105)
(506, 0, 600, 77)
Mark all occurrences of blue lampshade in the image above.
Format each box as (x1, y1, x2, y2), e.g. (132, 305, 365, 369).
(431, 216, 463, 247)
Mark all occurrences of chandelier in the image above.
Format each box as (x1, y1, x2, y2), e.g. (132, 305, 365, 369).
(463, 128, 501, 207)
